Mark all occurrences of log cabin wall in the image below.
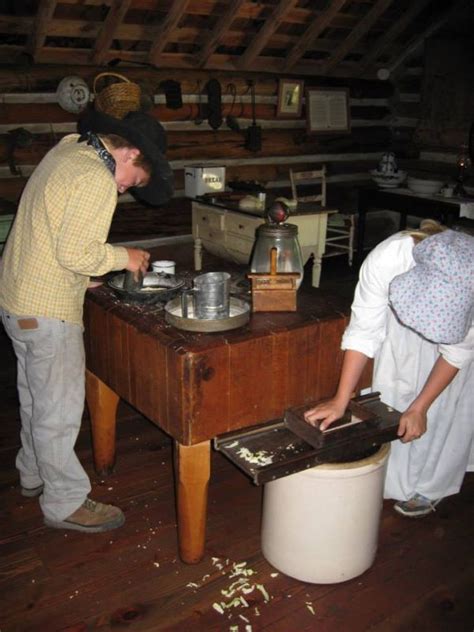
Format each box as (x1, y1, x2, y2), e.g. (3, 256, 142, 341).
(0, 2, 472, 245)
(413, 33, 474, 181)
(0, 63, 417, 242)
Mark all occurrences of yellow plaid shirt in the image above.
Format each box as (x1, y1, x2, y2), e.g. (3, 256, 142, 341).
(0, 134, 129, 325)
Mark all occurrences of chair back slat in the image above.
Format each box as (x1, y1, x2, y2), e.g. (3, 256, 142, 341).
(289, 165, 355, 266)
(290, 166, 327, 207)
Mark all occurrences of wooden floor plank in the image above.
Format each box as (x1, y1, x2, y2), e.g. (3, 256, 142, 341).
(1, 253, 473, 631)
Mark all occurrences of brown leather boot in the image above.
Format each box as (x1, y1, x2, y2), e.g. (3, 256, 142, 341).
(44, 498, 125, 533)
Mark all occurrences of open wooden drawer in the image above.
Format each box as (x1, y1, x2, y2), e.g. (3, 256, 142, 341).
(214, 393, 401, 485)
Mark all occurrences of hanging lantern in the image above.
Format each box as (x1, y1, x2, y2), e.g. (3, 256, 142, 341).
(56, 76, 90, 114)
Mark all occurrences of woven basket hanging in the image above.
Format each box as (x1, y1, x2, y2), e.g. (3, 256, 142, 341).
(93, 72, 141, 119)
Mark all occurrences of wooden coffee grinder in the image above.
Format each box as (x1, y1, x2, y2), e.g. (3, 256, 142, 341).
(248, 247, 299, 312)
(247, 200, 303, 312)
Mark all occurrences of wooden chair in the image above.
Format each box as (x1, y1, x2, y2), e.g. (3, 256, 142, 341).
(289, 166, 355, 266)
(290, 166, 327, 206)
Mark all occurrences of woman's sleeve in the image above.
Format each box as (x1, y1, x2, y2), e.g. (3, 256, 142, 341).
(342, 236, 413, 358)
(439, 323, 474, 369)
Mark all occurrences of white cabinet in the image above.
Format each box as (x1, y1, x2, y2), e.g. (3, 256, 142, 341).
(192, 202, 333, 287)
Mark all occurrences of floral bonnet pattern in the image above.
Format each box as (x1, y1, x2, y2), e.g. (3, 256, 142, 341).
(389, 229, 474, 344)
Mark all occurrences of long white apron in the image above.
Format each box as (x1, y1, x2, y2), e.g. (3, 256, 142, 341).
(342, 232, 474, 502)
(374, 310, 474, 501)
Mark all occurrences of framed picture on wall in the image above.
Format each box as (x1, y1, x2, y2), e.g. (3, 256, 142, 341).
(306, 87, 350, 133)
(277, 79, 304, 118)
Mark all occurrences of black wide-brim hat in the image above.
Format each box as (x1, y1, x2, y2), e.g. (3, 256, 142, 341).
(78, 109, 174, 205)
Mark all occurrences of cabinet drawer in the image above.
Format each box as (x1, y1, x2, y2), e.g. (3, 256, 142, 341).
(225, 233, 254, 260)
(226, 214, 262, 240)
(198, 224, 225, 245)
(195, 208, 224, 231)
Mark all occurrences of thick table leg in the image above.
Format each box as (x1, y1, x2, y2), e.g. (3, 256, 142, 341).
(174, 440, 211, 564)
(85, 370, 119, 476)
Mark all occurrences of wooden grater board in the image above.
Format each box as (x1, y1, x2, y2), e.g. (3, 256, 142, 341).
(284, 396, 399, 450)
(214, 393, 402, 485)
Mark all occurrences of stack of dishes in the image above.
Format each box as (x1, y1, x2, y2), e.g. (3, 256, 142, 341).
(370, 169, 407, 189)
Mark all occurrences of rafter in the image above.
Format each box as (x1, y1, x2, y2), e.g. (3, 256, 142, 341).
(320, 0, 394, 75)
(357, 0, 432, 73)
(23, 45, 358, 79)
(26, 0, 58, 60)
(0, 0, 465, 82)
(148, 0, 189, 67)
(284, 0, 348, 72)
(193, 0, 246, 68)
(91, 0, 133, 66)
(376, 0, 470, 79)
(0, 16, 376, 58)
(46, 0, 360, 29)
(237, 0, 298, 70)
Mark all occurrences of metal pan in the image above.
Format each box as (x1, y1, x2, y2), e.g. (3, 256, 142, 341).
(108, 272, 185, 305)
(165, 296, 250, 332)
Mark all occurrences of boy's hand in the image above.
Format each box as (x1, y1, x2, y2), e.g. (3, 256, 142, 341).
(126, 248, 150, 275)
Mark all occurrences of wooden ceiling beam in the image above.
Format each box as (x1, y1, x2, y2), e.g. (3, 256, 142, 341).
(237, 0, 298, 70)
(26, 0, 58, 60)
(148, 0, 189, 67)
(320, 0, 394, 75)
(0, 15, 34, 34)
(0, 17, 376, 57)
(2, 0, 464, 81)
(193, 0, 246, 68)
(90, 0, 133, 66)
(27, 46, 360, 79)
(357, 0, 432, 73)
(284, 0, 348, 71)
(375, 0, 471, 79)
(55, 1, 361, 28)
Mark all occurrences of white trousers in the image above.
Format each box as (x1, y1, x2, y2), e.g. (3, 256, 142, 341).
(1, 309, 91, 521)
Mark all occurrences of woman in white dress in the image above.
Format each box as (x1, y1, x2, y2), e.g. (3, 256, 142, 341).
(305, 222, 474, 517)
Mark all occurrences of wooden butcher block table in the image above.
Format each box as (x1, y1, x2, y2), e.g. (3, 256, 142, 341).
(84, 279, 357, 563)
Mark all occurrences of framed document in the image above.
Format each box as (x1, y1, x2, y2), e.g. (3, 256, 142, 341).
(277, 79, 304, 118)
(306, 87, 350, 133)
